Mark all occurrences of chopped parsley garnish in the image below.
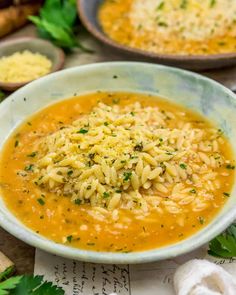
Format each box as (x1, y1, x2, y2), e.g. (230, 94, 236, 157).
(180, 0, 188, 9)
(14, 140, 19, 147)
(130, 111, 135, 116)
(157, 21, 168, 27)
(37, 198, 45, 206)
(103, 192, 110, 198)
(179, 163, 187, 169)
(74, 199, 82, 205)
(137, 24, 142, 30)
(156, 1, 165, 10)
(223, 192, 230, 197)
(27, 152, 37, 158)
(77, 128, 88, 134)
(226, 164, 235, 170)
(115, 189, 122, 193)
(134, 142, 143, 152)
(210, 0, 216, 7)
(112, 98, 120, 104)
(218, 41, 226, 46)
(198, 216, 205, 225)
(217, 129, 224, 136)
(25, 164, 34, 172)
(130, 155, 138, 159)
(67, 170, 73, 176)
(123, 171, 132, 181)
(88, 153, 95, 160)
(104, 122, 109, 126)
(190, 189, 196, 194)
(87, 185, 92, 190)
(160, 162, 166, 174)
(66, 235, 73, 243)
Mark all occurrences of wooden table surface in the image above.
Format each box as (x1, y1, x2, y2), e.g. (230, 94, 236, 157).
(1, 23, 236, 275)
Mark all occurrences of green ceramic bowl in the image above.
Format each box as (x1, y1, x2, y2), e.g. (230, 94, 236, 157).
(0, 62, 235, 264)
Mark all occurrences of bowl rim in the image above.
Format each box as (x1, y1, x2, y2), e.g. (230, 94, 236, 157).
(77, 0, 236, 62)
(0, 37, 65, 90)
(0, 61, 236, 264)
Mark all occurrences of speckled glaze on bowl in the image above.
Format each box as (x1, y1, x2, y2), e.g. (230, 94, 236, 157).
(0, 62, 236, 264)
(77, 0, 236, 70)
(0, 37, 65, 91)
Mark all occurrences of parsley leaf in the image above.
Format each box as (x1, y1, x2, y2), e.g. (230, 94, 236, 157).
(180, 0, 188, 8)
(226, 164, 235, 170)
(103, 192, 110, 198)
(210, 0, 216, 7)
(28, 0, 91, 52)
(134, 142, 143, 152)
(27, 152, 37, 158)
(25, 164, 34, 172)
(11, 275, 64, 295)
(37, 198, 45, 206)
(77, 128, 88, 134)
(208, 224, 236, 258)
(156, 1, 165, 10)
(0, 276, 22, 295)
(66, 235, 73, 243)
(123, 171, 132, 182)
(0, 266, 15, 282)
(179, 163, 187, 169)
(74, 199, 81, 205)
(0, 275, 65, 294)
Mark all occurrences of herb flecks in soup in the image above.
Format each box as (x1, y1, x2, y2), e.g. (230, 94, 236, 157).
(98, 0, 236, 55)
(0, 92, 234, 252)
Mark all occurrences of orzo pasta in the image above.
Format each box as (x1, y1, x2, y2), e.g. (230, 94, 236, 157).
(99, 0, 236, 55)
(0, 92, 234, 252)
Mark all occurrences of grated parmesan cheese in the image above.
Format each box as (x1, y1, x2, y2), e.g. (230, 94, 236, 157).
(0, 50, 52, 83)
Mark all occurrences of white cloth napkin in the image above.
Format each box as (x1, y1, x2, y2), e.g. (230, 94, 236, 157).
(110, 259, 236, 295)
(174, 259, 236, 295)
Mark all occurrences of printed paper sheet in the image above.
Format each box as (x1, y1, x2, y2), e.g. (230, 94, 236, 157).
(34, 246, 236, 295)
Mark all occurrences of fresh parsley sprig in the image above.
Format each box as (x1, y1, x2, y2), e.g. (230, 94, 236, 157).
(29, 0, 92, 52)
(0, 276, 22, 295)
(0, 275, 65, 295)
(208, 223, 236, 258)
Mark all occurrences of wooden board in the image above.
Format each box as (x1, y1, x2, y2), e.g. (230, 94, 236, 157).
(0, 228, 34, 274)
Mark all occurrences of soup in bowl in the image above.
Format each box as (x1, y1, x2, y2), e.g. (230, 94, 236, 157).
(0, 62, 235, 263)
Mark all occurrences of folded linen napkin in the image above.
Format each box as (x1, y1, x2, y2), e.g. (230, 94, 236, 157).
(174, 259, 236, 295)
(109, 259, 236, 295)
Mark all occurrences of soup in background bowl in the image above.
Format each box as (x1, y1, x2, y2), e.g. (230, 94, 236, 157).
(0, 62, 235, 263)
(98, 0, 236, 56)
